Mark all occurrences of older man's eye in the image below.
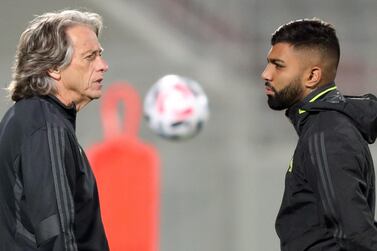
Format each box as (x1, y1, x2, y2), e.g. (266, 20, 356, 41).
(85, 53, 96, 61)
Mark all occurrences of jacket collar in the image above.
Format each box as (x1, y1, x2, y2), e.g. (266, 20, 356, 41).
(285, 82, 338, 135)
(42, 95, 77, 130)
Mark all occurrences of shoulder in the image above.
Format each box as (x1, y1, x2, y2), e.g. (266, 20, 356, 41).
(12, 96, 47, 132)
(302, 110, 366, 154)
(0, 97, 47, 157)
(12, 96, 72, 134)
(306, 110, 359, 138)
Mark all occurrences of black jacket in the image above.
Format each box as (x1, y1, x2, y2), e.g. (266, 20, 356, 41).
(0, 95, 109, 251)
(276, 83, 377, 251)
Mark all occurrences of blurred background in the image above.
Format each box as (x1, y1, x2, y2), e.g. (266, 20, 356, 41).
(1, 0, 377, 250)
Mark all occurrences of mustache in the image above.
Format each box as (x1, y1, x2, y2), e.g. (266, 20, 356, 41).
(265, 82, 276, 92)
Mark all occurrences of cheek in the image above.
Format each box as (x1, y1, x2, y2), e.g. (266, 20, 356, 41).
(76, 64, 93, 85)
(274, 74, 291, 90)
(64, 62, 84, 78)
(275, 72, 300, 92)
(84, 63, 96, 81)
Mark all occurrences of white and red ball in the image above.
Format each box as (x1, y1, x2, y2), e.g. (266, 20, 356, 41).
(144, 75, 209, 140)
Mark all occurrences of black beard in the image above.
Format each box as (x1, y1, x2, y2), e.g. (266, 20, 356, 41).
(266, 79, 303, 110)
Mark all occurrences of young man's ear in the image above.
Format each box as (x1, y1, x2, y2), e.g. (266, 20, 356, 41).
(305, 67, 322, 89)
(47, 68, 61, 80)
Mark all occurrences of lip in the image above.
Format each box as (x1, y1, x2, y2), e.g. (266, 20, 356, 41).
(265, 86, 275, 95)
(94, 78, 103, 85)
(92, 79, 104, 89)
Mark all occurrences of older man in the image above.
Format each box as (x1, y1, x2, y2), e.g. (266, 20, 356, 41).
(0, 10, 109, 251)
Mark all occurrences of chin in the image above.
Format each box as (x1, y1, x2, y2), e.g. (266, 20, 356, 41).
(91, 95, 102, 100)
(89, 91, 102, 100)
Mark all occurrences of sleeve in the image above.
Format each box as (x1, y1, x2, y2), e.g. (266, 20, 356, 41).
(306, 130, 377, 250)
(18, 125, 77, 250)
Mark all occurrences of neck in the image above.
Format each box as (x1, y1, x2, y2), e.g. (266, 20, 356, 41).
(55, 93, 91, 112)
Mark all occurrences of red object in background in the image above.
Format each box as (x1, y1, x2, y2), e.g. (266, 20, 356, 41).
(87, 82, 159, 251)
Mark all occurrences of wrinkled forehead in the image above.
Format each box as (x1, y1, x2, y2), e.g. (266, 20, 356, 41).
(66, 25, 101, 50)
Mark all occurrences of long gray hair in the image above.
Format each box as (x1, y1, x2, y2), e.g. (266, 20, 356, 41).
(8, 10, 103, 101)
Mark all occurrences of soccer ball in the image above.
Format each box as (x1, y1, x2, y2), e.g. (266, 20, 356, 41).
(144, 74, 209, 140)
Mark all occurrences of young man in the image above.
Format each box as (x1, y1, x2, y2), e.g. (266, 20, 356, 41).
(0, 10, 109, 250)
(262, 18, 377, 250)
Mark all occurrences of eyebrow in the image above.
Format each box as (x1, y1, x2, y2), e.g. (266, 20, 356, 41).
(268, 58, 285, 65)
(81, 47, 104, 56)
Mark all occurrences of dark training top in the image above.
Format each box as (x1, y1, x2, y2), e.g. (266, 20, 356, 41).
(0, 95, 109, 251)
(277, 82, 377, 251)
